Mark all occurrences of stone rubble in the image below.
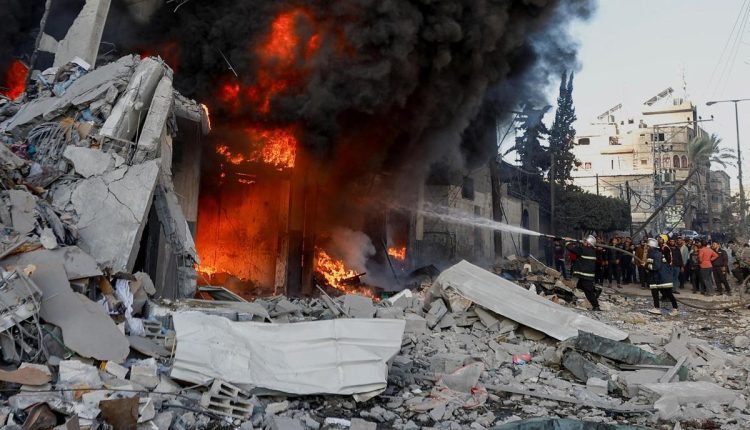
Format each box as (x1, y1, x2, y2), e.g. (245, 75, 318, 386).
(1, 37, 749, 430)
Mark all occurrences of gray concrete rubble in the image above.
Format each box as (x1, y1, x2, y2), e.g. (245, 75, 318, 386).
(2, 53, 208, 295)
(53, 0, 112, 68)
(0, 260, 744, 429)
(0, 32, 748, 430)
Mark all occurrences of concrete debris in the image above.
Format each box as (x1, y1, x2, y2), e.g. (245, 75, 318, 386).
(0, 16, 747, 430)
(53, 0, 112, 68)
(433, 260, 628, 341)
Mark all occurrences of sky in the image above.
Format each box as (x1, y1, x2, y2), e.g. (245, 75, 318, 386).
(567, 0, 749, 192)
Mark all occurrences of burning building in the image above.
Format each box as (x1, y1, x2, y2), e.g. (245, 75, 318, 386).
(1, 0, 593, 299)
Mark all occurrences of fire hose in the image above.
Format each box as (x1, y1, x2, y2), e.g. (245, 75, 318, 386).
(539, 234, 749, 311)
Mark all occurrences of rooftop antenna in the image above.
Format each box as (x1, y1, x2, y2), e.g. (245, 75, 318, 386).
(680, 65, 690, 102)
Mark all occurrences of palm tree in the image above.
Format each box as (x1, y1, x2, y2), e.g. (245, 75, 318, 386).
(693, 134, 736, 232)
(632, 133, 736, 238)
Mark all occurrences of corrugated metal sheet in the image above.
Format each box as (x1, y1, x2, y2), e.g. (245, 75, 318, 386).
(171, 312, 405, 395)
(434, 260, 628, 341)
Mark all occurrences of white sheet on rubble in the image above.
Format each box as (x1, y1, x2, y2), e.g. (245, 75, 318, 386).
(434, 260, 628, 341)
(171, 311, 406, 395)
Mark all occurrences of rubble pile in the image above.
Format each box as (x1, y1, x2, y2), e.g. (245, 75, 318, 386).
(0, 49, 748, 430)
(1, 54, 209, 299)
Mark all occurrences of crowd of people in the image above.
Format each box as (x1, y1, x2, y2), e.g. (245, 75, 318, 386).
(552, 233, 750, 316)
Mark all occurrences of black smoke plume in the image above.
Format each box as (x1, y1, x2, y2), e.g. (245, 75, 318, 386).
(4, 0, 594, 215)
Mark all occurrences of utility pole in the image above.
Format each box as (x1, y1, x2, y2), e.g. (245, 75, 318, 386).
(596, 174, 599, 195)
(706, 98, 750, 230)
(733, 101, 746, 225)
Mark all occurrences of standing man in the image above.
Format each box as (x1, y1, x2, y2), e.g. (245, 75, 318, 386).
(689, 243, 702, 293)
(678, 238, 689, 290)
(711, 241, 731, 295)
(698, 240, 718, 295)
(565, 235, 601, 311)
(553, 239, 567, 279)
(635, 239, 649, 290)
(668, 238, 684, 294)
(606, 237, 621, 288)
(646, 238, 679, 316)
(620, 237, 635, 284)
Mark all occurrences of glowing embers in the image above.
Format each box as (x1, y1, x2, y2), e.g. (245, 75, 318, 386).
(215, 126, 298, 170)
(1, 60, 27, 100)
(315, 249, 376, 299)
(387, 246, 406, 261)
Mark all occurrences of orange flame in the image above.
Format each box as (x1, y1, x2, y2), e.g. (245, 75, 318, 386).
(214, 126, 297, 169)
(316, 249, 376, 299)
(1, 60, 27, 100)
(387, 246, 406, 261)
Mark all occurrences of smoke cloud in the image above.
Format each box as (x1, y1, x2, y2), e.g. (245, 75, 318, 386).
(2, 0, 595, 243)
(324, 228, 376, 274)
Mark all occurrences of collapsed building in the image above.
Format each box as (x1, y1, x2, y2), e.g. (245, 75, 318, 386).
(2, 2, 749, 430)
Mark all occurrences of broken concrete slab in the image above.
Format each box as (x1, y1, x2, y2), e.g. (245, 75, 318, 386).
(586, 377, 608, 396)
(433, 261, 628, 341)
(2, 56, 137, 131)
(641, 381, 739, 405)
(71, 159, 160, 272)
(100, 57, 167, 143)
(342, 294, 376, 318)
(270, 417, 305, 430)
(0, 143, 25, 171)
(133, 75, 173, 164)
(54, 0, 112, 67)
(2, 246, 102, 280)
(170, 311, 405, 395)
(7, 189, 36, 234)
(63, 146, 115, 178)
(492, 418, 649, 429)
(425, 298, 449, 329)
(6, 252, 128, 361)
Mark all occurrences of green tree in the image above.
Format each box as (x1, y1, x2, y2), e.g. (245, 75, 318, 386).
(633, 133, 735, 237)
(506, 104, 551, 174)
(718, 193, 741, 238)
(548, 71, 578, 186)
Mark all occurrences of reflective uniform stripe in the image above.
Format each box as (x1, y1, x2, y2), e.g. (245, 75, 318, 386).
(573, 271, 595, 278)
(580, 255, 596, 260)
(650, 282, 673, 289)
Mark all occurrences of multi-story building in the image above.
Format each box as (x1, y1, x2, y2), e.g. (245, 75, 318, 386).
(709, 170, 731, 229)
(570, 88, 709, 235)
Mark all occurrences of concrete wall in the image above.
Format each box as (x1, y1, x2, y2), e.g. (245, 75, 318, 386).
(414, 165, 541, 267)
(416, 166, 494, 267)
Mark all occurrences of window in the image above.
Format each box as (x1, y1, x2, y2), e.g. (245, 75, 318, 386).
(673, 155, 680, 169)
(652, 133, 665, 142)
(681, 155, 688, 169)
(663, 156, 671, 168)
(584, 162, 592, 170)
(577, 138, 590, 145)
(611, 160, 614, 169)
(609, 136, 619, 145)
(641, 159, 648, 165)
(461, 177, 475, 200)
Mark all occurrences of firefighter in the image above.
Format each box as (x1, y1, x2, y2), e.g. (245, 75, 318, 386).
(564, 235, 601, 311)
(646, 237, 679, 316)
